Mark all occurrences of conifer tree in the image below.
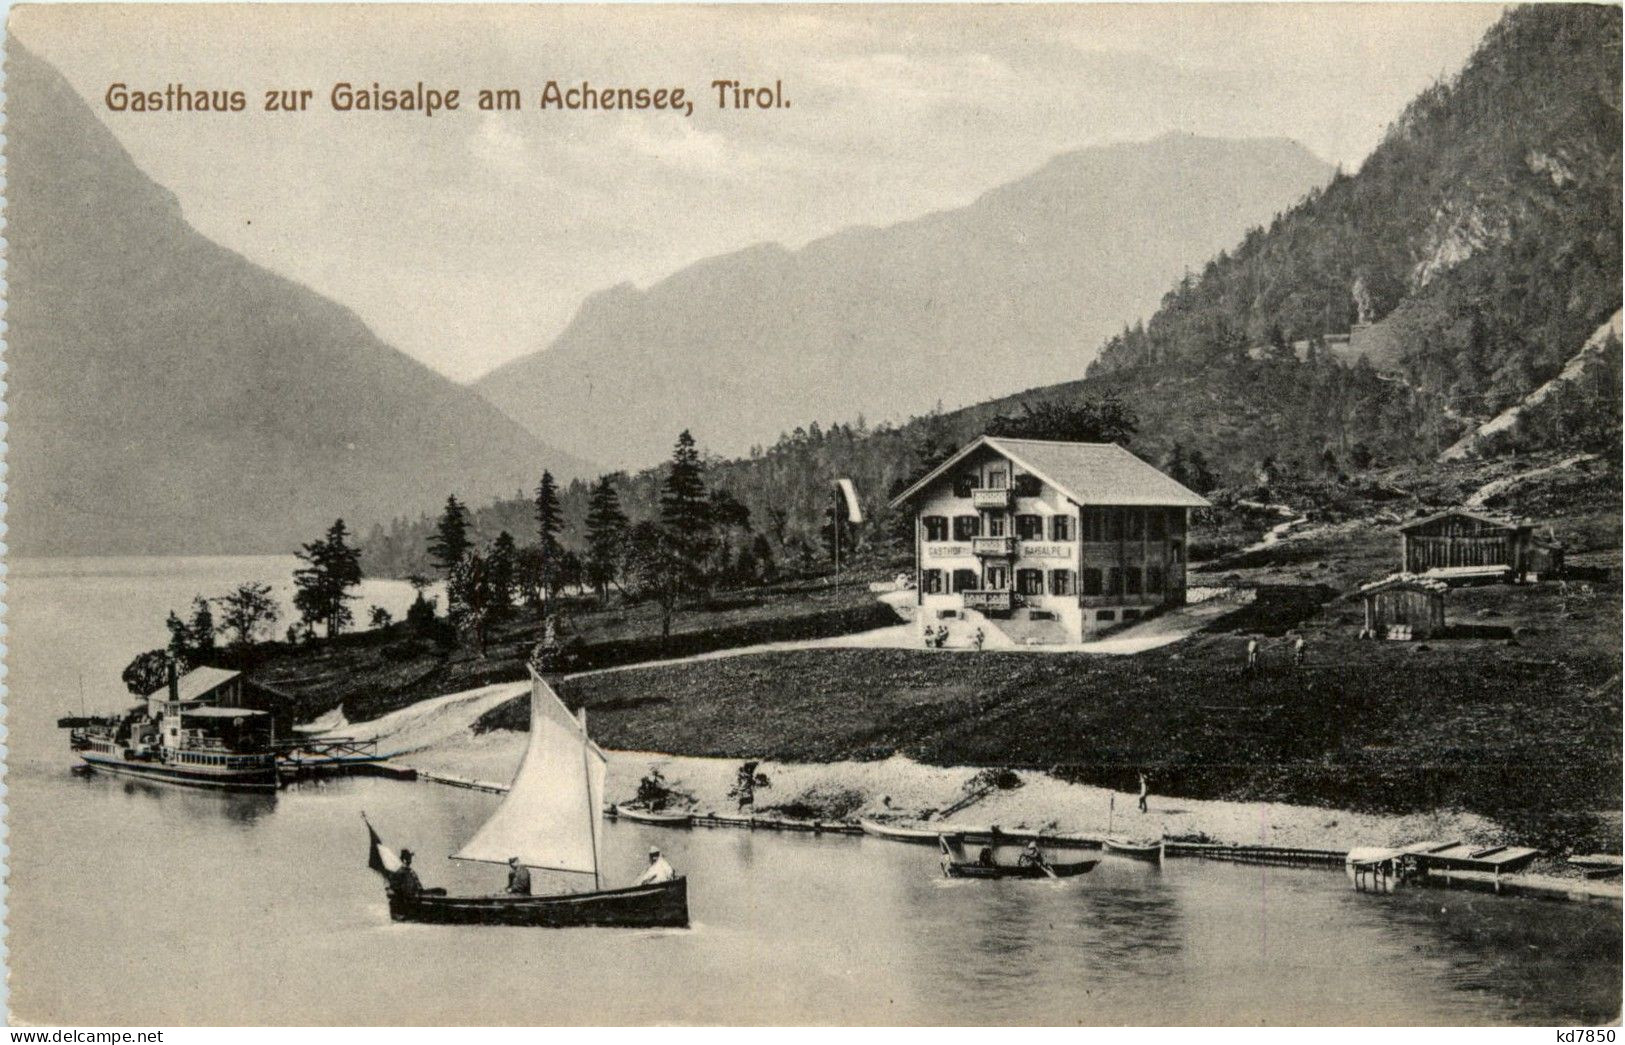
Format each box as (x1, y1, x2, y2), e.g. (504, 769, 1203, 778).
(659, 430, 711, 588)
(427, 495, 472, 576)
(294, 518, 364, 637)
(488, 531, 519, 616)
(533, 471, 563, 606)
(584, 474, 628, 604)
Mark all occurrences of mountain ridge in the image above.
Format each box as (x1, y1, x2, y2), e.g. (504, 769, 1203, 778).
(475, 132, 1334, 469)
(5, 41, 597, 557)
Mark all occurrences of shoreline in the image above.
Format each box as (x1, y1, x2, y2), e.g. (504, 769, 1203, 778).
(397, 723, 1503, 853)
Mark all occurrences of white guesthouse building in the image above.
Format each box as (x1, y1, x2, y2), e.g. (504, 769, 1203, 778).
(889, 436, 1210, 644)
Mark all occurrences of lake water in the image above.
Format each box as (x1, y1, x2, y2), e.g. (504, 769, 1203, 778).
(7, 556, 1621, 1025)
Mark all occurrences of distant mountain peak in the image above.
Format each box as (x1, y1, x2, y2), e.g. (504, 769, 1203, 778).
(6, 42, 596, 556)
(475, 133, 1333, 470)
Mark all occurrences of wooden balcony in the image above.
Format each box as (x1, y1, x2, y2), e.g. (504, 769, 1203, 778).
(972, 536, 1016, 557)
(962, 589, 1013, 614)
(971, 487, 1013, 510)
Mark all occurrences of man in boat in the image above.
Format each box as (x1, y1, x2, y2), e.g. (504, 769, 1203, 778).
(635, 846, 676, 885)
(1017, 839, 1048, 870)
(506, 855, 532, 896)
(388, 849, 423, 899)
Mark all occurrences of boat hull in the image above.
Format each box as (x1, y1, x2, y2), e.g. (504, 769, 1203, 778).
(388, 877, 689, 928)
(80, 752, 280, 791)
(1104, 839, 1165, 863)
(942, 859, 1099, 880)
(858, 818, 942, 844)
(613, 807, 694, 827)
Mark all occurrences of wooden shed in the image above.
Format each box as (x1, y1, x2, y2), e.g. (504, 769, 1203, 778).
(1359, 573, 1447, 640)
(1399, 509, 1560, 582)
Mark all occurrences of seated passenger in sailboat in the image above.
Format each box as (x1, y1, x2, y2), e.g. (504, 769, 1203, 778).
(389, 849, 423, 898)
(506, 856, 532, 895)
(636, 847, 676, 885)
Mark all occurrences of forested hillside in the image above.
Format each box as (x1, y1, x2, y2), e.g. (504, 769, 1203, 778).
(1089, 5, 1621, 427)
(363, 4, 1621, 580)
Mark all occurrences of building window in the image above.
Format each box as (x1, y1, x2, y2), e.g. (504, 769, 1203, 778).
(1107, 567, 1123, 595)
(1014, 474, 1042, 497)
(1148, 509, 1168, 540)
(1097, 610, 1116, 623)
(1050, 570, 1074, 596)
(1125, 567, 1143, 595)
(1082, 508, 1107, 542)
(1017, 569, 1044, 595)
(1082, 568, 1103, 596)
(1015, 514, 1044, 540)
(1146, 565, 1164, 593)
(987, 469, 1008, 489)
(953, 515, 981, 541)
(985, 514, 1006, 537)
(1126, 509, 1144, 540)
(922, 569, 944, 594)
(1051, 515, 1074, 542)
(923, 516, 949, 542)
(953, 475, 975, 498)
(952, 569, 979, 593)
(986, 566, 1008, 590)
(1106, 509, 1125, 541)
(1123, 609, 1142, 622)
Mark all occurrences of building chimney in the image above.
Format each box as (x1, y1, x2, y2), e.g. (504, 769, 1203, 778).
(167, 659, 180, 702)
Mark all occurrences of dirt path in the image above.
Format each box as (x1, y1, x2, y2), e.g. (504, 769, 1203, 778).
(1464, 452, 1596, 508)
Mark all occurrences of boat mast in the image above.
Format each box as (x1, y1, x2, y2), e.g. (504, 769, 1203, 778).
(579, 706, 601, 892)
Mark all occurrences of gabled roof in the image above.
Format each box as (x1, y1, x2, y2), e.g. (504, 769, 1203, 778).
(888, 435, 1210, 510)
(1399, 508, 1527, 533)
(146, 666, 241, 702)
(1358, 572, 1449, 595)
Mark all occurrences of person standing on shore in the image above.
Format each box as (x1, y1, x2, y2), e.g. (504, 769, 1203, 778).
(1247, 638, 1259, 672)
(1138, 772, 1149, 814)
(1293, 636, 1306, 668)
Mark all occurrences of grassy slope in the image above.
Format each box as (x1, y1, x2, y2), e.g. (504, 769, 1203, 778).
(211, 574, 894, 724)
(558, 581, 1618, 850)
(543, 457, 1622, 851)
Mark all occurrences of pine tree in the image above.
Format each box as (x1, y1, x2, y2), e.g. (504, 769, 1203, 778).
(584, 474, 629, 604)
(294, 519, 364, 637)
(533, 471, 563, 606)
(488, 531, 519, 616)
(659, 430, 711, 588)
(427, 495, 472, 576)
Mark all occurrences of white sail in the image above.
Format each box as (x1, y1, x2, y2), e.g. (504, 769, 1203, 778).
(453, 668, 605, 880)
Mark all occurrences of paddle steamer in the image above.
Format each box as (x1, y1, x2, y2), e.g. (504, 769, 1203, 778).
(62, 663, 279, 791)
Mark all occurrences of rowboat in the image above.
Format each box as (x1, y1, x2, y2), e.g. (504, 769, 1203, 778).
(859, 817, 943, 844)
(365, 668, 689, 929)
(939, 834, 1099, 880)
(1104, 838, 1165, 863)
(613, 806, 695, 828)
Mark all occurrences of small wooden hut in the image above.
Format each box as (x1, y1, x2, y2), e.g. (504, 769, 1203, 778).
(1358, 573, 1447, 640)
(1398, 509, 1562, 582)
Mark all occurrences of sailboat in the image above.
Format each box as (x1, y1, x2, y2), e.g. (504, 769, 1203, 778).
(365, 667, 689, 928)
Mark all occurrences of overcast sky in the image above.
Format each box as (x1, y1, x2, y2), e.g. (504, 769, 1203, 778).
(13, 3, 1506, 383)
